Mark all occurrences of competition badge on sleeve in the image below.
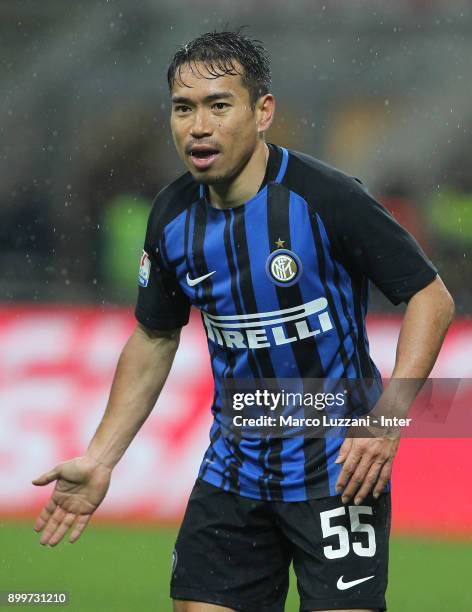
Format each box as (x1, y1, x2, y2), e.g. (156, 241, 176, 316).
(138, 250, 151, 287)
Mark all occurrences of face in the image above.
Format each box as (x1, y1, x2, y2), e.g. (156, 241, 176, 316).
(170, 61, 269, 185)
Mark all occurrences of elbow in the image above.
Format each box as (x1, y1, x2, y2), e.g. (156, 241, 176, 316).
(444, 290, 455, 326)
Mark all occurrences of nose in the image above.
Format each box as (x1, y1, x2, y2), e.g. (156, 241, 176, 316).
(190, 108, 213, 138)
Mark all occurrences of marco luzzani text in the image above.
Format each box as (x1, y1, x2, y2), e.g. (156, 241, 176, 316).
(231, 390, 412, 429)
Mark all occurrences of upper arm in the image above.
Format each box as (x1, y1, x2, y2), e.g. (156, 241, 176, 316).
(136, 321, 182, 343)
(407, 275, 455, 314)
(132, 322, 182, 359)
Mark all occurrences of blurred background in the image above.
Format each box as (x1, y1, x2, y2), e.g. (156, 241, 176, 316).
(1, 1, 471, 611)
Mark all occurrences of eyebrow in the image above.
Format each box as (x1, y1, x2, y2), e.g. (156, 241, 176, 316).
(171, 92, 235, 105)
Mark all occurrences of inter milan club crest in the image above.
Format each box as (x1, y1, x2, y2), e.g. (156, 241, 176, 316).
(266, 248, 303, 287)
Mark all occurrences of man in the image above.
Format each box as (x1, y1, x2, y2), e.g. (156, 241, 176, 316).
(33, 30, 454, 612)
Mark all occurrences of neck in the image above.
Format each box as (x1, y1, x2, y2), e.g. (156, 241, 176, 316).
(207, 141, 269, 209)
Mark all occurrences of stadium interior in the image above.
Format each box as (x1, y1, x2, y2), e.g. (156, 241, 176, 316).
(1, 2, 471, 610)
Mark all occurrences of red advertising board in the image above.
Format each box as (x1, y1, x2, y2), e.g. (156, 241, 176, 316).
(0, 306, 470, 535)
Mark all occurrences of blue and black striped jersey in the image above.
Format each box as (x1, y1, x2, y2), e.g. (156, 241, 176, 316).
(135, 144, 437, 501)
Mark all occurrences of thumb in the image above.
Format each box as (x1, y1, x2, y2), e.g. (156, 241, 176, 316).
(335, 438, 352, 464)
(32, 466, 60, 486)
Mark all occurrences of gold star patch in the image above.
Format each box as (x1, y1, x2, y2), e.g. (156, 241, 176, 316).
(275, 238, 285, 248)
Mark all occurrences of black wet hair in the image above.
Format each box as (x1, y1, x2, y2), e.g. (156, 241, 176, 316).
(167, 28, 271, 108)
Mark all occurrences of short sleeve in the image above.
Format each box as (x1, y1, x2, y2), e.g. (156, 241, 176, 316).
(135, 208, 191, 330)
(329, 178, 437, 305)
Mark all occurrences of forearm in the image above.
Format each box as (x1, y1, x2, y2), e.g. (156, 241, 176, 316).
(392, 276, 454, 379)
(377, 276, 455, 415)
(86, 324, 180, 469)
(337, 279, 454, 501)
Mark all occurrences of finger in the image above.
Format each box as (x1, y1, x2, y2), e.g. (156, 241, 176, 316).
(340, 454, 373, 503)
(32, 467, 60, 486)
(353, 460, 384, 505)
(69, 514, 91, 544)
(34, 498, 57, 532)
(335, 438, 352, 464)
(335, 446, 362, 495)
(336, 456, 361, 495)
(373, 460, 393, 498)
(48, 512, 77, 547)
(39, 506, 66, 546)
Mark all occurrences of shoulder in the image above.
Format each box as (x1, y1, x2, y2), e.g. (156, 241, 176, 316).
(148, 171, 199, 234)
(282, 147, 367, 205)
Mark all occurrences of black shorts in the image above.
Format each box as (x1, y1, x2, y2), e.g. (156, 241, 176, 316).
(170, 479, 390, 612)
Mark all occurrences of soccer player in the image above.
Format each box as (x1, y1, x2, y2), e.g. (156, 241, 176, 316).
(33, 30, 454, 612)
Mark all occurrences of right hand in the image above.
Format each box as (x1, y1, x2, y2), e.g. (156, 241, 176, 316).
(32, 455, 112, 546)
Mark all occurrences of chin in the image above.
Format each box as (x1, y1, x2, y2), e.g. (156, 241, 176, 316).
(190, 171, 228, 185)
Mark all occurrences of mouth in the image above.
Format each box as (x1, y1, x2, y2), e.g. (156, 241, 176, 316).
(188, 148, 220, 170)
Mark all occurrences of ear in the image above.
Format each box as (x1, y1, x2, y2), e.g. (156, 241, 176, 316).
(255, 94, 275, 134)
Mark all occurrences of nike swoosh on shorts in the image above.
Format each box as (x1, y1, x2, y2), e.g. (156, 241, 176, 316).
(336, 575, 374, 590)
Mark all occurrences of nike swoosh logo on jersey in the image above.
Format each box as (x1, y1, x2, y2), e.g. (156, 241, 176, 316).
(336, 575, 374, 590)
(186, 271, 216, 286)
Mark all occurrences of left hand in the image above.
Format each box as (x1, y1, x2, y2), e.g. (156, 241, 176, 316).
(335, 434, 400, 505)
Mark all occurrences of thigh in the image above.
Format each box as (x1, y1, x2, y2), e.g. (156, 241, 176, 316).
(171, 479, 292, 612)
(275, 493, 390, 612)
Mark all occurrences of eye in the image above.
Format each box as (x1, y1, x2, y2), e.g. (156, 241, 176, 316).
(213, 102, 229, 110)
(174, 105, 191, 113)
